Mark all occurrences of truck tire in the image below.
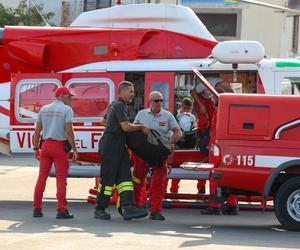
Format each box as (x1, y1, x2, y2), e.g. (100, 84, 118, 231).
(274, 176, 300, 231)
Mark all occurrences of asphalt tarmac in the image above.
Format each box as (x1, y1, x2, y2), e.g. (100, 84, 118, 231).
(0, 154, 299, 250)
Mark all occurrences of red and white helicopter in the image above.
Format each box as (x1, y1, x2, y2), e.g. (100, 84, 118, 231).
(0, 1, 300, 184)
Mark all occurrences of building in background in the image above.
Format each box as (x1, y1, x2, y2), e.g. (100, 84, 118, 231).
(0, 0, 20, 8)
(26, 0, 84, 26)
(288, 0, 300, 56)
(61, 0, 84, 25)
(179, 0, 299, 58)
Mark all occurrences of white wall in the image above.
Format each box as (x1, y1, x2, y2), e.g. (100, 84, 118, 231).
(240, 0, 289, 58)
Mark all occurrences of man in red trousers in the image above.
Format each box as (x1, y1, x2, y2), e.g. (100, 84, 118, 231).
(33, 87, 78, 219)
(133, 91, 182, 220)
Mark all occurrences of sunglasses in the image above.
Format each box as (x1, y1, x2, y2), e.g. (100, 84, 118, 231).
(152, 99, 164, 103)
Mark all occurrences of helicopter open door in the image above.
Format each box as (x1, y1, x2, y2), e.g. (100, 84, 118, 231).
(192, 68, 220, 100)
(9, 72, 124, 153)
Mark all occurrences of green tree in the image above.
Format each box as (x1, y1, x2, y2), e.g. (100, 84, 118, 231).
(0, 0, 55, 27)
(0, 4, 18, 26)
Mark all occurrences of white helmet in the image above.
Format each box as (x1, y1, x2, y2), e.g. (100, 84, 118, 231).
(177, 113, 194, 132)
(194, 76, 224, 94)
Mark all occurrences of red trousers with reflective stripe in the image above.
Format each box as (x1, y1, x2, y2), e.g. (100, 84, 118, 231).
(33, 141, 69, 211)
(133, 156, 168, 213)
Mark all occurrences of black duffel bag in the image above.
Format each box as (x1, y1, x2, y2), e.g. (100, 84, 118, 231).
(126, 129, 171, 168)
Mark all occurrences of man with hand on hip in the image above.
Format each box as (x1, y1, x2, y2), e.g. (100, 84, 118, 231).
(33, 86, 78, 219)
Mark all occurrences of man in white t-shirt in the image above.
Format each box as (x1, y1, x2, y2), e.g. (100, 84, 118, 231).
(33, 87, 78, 219)
(133, 91, 182, 220)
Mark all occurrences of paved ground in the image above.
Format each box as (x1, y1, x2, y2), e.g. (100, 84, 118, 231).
(0, 154, 300, 250)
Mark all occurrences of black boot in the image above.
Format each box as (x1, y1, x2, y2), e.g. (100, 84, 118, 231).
(201, 207, 221, 215)
(56, 209, 74, 219)
(198, 187, 206, 194)
(221, 204, 239, 215)
(122, 204, 148, 220)
(149, 212, 165, 221)
(94, 208, 111, 220)
(33, 208, 43, 218)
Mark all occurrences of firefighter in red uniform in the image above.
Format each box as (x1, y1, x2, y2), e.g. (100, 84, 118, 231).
(194, 77, 238, 215)
(33, 87, 78, 219)
(168, 77, 224, 194)
(133, 91, 182, 220)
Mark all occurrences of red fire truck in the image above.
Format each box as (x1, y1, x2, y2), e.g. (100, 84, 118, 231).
(187, 70, 300, 231)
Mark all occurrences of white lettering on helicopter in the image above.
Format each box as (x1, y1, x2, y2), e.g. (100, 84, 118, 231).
(10, 131, 103, 152)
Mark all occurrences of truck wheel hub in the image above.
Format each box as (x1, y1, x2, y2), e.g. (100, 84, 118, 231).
(287, 189, 300, 222)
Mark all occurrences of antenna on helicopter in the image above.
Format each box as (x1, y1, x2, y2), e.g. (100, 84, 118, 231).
(30, 0, 51, 27)
(234, 0, 300, 16)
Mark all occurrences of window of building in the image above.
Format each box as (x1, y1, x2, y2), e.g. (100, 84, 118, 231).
(194, 8, 241, 41)
(197, 13, 237, 37)
(83, 0, 112, 11)
(292, 16, 299, 54)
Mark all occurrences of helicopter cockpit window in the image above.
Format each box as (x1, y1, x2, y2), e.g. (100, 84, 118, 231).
(280, 77, 300, 95)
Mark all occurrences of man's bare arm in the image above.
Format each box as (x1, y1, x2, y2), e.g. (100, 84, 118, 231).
(171, 127, 182, 143)
(33, 122, 43, 149)
(120, 121, 149, 134)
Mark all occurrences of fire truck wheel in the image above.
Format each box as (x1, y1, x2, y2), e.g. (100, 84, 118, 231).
(274, 176, 300, 231)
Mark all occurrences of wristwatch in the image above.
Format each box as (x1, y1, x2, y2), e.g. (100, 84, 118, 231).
(33, 147, 39, 151)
